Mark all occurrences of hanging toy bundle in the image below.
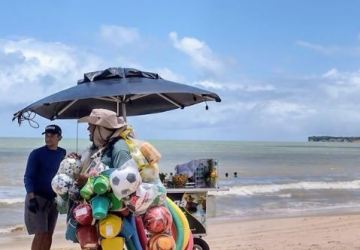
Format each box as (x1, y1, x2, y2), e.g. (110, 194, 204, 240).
(51, 126, 193, 250)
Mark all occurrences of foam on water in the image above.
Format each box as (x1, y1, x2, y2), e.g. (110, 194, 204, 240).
(0, 198, 24, 205)
(0, 225, 24, 234)
(213, 179, 360, 196)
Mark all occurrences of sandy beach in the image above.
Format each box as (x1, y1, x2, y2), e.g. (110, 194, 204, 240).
(2, 213, 360, 250)
(207, 213, 360, 250)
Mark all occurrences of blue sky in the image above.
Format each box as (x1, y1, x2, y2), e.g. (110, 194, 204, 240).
(2, 0, 360, 141)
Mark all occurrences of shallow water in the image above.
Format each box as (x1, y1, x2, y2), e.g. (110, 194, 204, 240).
(1, 138, 360, 232)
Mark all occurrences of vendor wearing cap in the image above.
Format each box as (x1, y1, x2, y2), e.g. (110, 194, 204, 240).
(24, 124, 66, 250)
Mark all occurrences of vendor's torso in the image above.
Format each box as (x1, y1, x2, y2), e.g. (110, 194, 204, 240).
(100, 139, 131, 169)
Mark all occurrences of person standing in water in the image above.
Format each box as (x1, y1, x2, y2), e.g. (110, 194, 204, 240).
(24, 125, 66, 250)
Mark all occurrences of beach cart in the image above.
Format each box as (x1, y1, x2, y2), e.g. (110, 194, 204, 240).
(164, 158, 229, 250)
(167, 187, 229, 250)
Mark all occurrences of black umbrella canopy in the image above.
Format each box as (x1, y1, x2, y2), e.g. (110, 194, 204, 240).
(13, 67, 221, 123)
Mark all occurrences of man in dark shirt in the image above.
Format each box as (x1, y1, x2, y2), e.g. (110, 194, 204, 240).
(24, 124, 66, 250)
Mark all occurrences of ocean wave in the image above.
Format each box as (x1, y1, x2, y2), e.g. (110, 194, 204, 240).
(277, 193, 292, 198)
(211, 180, 360, 196)
(0, 198, 24, 205)
(215, 202, 360, 218)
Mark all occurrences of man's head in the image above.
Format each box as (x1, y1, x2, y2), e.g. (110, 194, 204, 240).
(78, 109, 126, 143)
(42, 124, 62, 149)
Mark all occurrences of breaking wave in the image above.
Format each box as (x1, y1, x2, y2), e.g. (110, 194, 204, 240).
(212, 180, 360, 196)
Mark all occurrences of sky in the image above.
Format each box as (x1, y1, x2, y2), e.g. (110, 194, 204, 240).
(1, 0, 360, 141)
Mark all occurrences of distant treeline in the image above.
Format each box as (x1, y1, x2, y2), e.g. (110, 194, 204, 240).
(308, 136, 360, 142)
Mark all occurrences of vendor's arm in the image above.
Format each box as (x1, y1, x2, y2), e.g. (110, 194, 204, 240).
(24, 150, 38, 195)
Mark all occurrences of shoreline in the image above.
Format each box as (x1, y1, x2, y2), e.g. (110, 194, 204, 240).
(2, 206, 360, 235)
(1, 206, 359, 234)
(1, 210, 360, 249)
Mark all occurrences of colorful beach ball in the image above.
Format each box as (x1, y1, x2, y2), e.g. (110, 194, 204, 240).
(126, 183, 157, 215)
(143, 206, 173, 234)
(110, 167, 141, 199)
(58, 158, 81, 177)
(51, 174, 73, 195)
(148, 234, 176, 250)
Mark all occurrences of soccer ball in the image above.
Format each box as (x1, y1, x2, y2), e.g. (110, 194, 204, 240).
(126, 183, 157, 215)
(110, 166, 141, 199)
(51, 174, 73, 195)
(58, 158, 81, 178)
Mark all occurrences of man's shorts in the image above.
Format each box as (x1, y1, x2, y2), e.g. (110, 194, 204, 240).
(24, 194, 58, 235)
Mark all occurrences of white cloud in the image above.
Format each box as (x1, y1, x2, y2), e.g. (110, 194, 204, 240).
(296, 40, 360, 56)
(154, 67, 185, 82)
(194, 80, 223, 90)
(259, 100, 317, 121)
(100, 25, 140, 47)
(321, 68, 360, 99)
(0, 38, 104, 105)
(322, 68, 339, 78)
(169, 32, 224, 74)
(194, 80, 275, 92)
(296, 40, 333, 54)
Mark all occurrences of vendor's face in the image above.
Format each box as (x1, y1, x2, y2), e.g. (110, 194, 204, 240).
(87, 123, 96, 141)
(44, 133, 61, 148)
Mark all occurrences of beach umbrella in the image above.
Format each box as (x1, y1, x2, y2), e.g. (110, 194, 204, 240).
(13, 67, 221, 124)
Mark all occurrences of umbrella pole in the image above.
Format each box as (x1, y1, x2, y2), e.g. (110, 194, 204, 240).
(76, 121, 79, 154)
(116, 100, 120, 116)
(122, 102, 127, 122)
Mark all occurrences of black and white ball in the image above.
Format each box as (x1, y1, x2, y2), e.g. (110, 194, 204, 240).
(51, 174, 73, 195)
(58, 158, 81, 177)
(68, 184, 81, 201)
(110, 167, 141, 199)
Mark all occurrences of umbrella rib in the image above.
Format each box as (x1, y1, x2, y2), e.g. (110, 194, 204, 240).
(57, 100, 78, 117)
(202, 94, 218, 101)
(157, 93, 183, 109)
(127, 94, 151, 101)
(95, 97, 117, 102)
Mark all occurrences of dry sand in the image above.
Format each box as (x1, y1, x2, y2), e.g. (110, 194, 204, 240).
(1, 213, 360, 249)
(207, 214, 360, 250)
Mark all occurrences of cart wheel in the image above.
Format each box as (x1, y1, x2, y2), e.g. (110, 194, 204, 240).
(193, 237, 210, 250)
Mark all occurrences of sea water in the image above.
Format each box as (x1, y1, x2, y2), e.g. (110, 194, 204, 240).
(1, 138, 360, 232)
